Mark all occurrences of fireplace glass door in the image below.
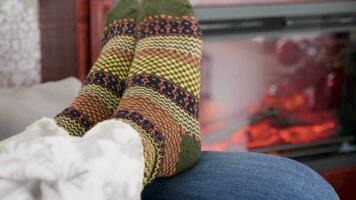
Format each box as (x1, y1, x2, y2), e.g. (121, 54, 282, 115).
(200, 30, 356, 158)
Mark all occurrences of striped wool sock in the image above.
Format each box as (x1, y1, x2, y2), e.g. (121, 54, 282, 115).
(112, 0, 203, 185)
(55, 0, 139, 136)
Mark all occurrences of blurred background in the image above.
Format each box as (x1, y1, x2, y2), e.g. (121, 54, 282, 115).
(0, 0, 355, 199)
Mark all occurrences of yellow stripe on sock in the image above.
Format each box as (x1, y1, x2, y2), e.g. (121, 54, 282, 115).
(130, 55, 200, 97)
(55, 117, 86, 137)
(102, 35, 136, 52)
(136, 36, 203, 58)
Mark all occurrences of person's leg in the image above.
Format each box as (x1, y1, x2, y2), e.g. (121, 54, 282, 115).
(55, 0, 140, 136)
(110, 0, 203, 185)
(142, 152, 339, 200)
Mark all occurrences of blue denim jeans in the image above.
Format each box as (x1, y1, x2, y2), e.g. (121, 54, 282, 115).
(142, 152, 339, 200)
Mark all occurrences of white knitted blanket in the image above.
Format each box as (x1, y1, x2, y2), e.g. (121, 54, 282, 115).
(0, 118, 144, 200)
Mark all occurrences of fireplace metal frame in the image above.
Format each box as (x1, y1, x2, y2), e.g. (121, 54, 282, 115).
(196, 1, 356, 38)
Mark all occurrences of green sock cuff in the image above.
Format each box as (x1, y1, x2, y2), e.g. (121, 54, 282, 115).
(141, 0, 195, 20)
(104, 0, 140, 27)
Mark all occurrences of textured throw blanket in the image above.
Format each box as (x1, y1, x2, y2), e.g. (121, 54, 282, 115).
(0, 118, 144, 200)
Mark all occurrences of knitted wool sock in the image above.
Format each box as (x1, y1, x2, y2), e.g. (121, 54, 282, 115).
(112, 0, 203, 185)
(55, 0, 139, 136)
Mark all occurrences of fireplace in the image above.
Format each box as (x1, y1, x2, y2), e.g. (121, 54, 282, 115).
(198, 1, 356, 162)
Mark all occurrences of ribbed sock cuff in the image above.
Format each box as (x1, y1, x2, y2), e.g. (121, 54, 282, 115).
(104, 0, 140, 27)
(141, 0, 195, 19)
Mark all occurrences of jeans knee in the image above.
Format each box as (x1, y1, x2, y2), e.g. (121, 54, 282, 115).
(261, 154, 339, 200)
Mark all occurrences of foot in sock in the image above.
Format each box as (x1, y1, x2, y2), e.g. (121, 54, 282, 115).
(54, 0, 140, 137)
(95, 0, 203, 186)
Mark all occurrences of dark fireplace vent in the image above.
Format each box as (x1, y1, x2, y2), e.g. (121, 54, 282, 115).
(199, 13, 356, 36)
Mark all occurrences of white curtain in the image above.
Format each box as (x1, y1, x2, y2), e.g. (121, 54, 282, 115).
(0, 0, 41, 88)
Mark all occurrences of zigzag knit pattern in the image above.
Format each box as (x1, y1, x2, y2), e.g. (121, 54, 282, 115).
(113, 0, 203, 185)
(55, 1, 139, 136)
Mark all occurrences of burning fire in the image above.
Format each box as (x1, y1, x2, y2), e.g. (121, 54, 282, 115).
(246, 112, 336, 149)
(202, 91, 338, 151)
